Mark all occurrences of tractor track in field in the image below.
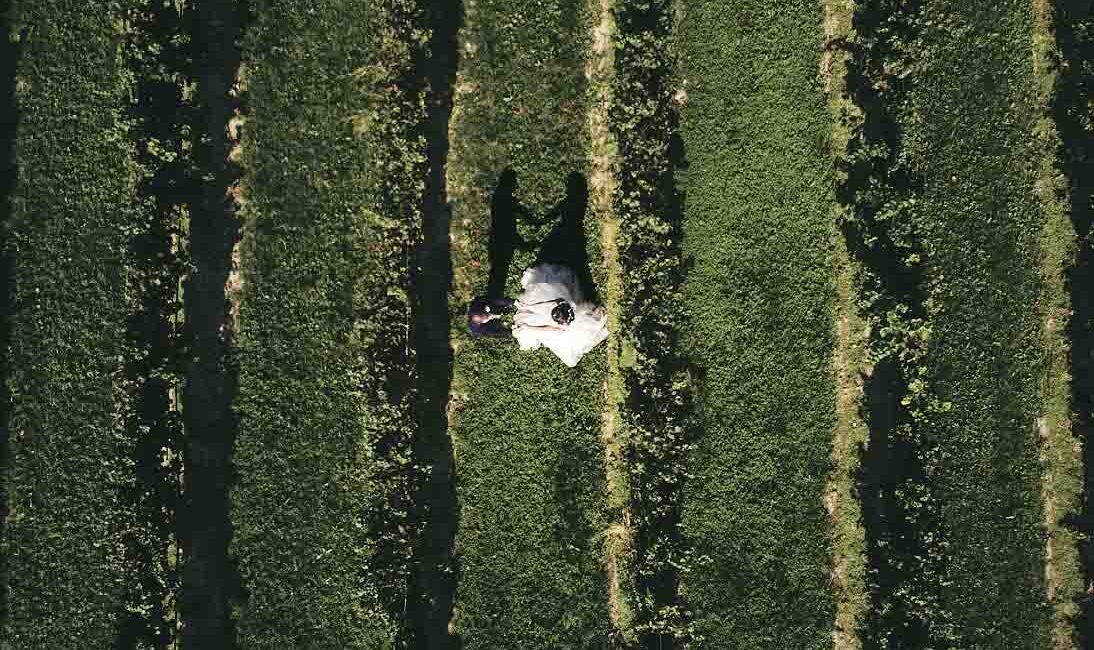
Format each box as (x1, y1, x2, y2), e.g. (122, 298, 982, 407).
(586, 0, 630, 638)
(1048, 0, 1094, 645)
(179, 0, 247, 648)
(408, 0, 461, 646)
(824, 2, 868, 649)
(1031, 1, 1084, 648)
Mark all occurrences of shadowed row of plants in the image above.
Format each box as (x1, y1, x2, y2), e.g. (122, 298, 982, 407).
(2, 2, 157, 645)
(610, 0, 695, 646)
(1051, 1, 1094, 644)
(2, 1, 244, 647)
(0, 0, 17, 633)
(842, 1, 1057, 648)
(230, 0, 436, 646)
(837, 1, 949, 646)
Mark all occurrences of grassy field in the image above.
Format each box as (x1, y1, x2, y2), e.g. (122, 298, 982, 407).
(446, 0, 613, 646)
(5, 1, 1094, 648)
(917, 2, 1057, 646)
(676, 2, 838, 648)
(231, 0, 428, 646)
(1, 1, 177, 646)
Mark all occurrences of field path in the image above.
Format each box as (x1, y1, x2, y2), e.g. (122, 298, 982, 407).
(446, 0, 613, 647)
(824, 1, 868, 649)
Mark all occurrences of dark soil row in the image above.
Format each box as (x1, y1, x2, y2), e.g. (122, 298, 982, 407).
(1051, 1, 1094, 644)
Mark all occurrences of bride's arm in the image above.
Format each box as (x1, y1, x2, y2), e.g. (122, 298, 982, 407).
(518, 323, 567, 331)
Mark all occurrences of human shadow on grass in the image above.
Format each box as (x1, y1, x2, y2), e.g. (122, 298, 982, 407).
(0, 0, 20, 634)
(486, 168, 534, 299)
(534, 172, 597, 304)
(482, 170, 596, 308)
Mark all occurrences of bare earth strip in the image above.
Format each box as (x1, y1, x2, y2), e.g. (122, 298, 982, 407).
(585, 0, 632, 637)
(1031, 1, 1084, 647)
(824, 1, 868, 649)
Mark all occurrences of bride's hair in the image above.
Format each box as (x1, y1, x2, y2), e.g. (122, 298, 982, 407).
(551, 301, 575, 326)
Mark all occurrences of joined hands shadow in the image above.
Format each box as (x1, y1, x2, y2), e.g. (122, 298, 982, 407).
(486, 169, 597, 303)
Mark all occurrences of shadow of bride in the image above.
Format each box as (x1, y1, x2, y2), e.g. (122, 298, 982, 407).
(533, 172, 597, 304)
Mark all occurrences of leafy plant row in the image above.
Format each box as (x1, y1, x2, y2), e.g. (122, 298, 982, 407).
(1, 1, 183, 646)
(445, 0, 613, 647)
(838, 1, 949, 645)
(842, 1, 1053, 647)
(230, 0, 430, 646)
(120, 0, 192, 646)
(609, 0, 695, 646)
(674, 2, 839, 648)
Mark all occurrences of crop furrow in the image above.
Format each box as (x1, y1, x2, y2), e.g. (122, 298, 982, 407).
(179, 0, 247, 648)
(1051, 1, 1094, 644)
(610, 0, 693, 646)
(118, 1, 193, 646)
(405, 0, 461, 646)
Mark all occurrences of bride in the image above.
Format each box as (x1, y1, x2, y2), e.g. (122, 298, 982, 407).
(512, 263, 608, 367)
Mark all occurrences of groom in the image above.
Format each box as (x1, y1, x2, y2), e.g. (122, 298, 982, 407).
(467, 296, 517, 338)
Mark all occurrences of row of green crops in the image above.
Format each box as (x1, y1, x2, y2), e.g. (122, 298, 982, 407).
(230, 0, 429, 646)
(676, 1, 838, 647)
(446, 0, 613, 647)
(842, 0, 1053, 647)
(0, 0, 13, 631)
(609, 0, 694, 645)
(1, 1, 183, 646)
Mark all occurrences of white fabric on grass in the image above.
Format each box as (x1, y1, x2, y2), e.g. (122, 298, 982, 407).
(512, 264, 608, 367)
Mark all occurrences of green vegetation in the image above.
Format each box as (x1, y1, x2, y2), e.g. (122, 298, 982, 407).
(446, 0, 612, 646)
(904, 3, 1051, 643)
(610, 0, 694, 645)
(231, 0, 428, 646)
(842, 0, 1054, 646)
(5, 2, 1094, 648)
(1033, 1, 1084, 646)
(676, 2, 837, 647)
(1, 1, 177, 646)
(825, 4, 870, 648)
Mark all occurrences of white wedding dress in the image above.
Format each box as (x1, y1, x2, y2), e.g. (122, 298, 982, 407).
(512, 264, 608, 367)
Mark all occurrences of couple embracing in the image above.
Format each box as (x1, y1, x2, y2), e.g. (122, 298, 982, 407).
(467, 170, 608, 368)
